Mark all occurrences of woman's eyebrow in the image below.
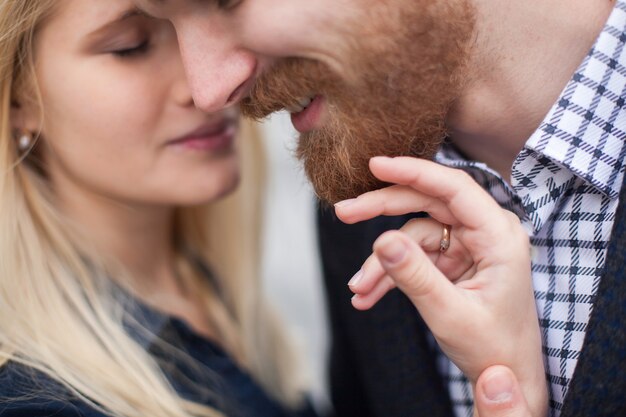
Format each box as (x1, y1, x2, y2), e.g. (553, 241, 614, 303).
(83, 8, 149, 45)
(143, 0, 219, 7)
(137, 0, 220, 17)
(101, 8, 149, 30)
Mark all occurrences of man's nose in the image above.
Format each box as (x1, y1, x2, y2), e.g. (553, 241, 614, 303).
(179, 35, 257, 113)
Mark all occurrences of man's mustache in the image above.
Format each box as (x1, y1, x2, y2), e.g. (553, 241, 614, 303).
(240, 58, 336, 120)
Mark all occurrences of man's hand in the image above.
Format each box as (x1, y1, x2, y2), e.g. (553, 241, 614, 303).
(335, 156, 548, 417)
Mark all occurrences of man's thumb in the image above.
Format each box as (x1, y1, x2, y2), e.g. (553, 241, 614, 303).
(475, 366, 533, 417)
(373, 230, 462, 329)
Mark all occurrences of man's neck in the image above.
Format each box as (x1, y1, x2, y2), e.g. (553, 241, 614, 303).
(446, 0, 615, 181)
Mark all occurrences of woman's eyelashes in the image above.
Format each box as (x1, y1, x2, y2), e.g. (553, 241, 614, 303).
(218, 0, 244, 11)
(111, 40, 151, 58)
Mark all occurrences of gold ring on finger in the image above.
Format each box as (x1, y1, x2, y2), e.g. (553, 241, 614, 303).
(440, 224, 451, 253)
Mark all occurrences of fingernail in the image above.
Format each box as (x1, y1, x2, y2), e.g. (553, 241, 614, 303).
(335, 198, 357, 208)
(348, 269, 363, 287)
(370, 156, 392, 163)
(483, 369, 514, 403)
(378, 238, 407, 265)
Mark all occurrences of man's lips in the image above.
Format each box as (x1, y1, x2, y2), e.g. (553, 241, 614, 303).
(290, 95, 325, 133)
(167, 118, 237, 151)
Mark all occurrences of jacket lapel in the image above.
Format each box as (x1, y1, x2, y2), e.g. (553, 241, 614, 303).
(561, 174, 626, 417)
(318, 209, 454, 417)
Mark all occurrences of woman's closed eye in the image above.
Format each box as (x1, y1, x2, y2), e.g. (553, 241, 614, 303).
(111, 40, 151, 58)
(218, 0, 244, 11)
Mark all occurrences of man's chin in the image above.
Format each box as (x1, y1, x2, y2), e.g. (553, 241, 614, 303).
(305, 169, 389, 206)
(297, 131, 391, 206)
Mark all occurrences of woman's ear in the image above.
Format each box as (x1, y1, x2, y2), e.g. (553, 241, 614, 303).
(10, 98, 40, 134)
(10, 94, 42, 153)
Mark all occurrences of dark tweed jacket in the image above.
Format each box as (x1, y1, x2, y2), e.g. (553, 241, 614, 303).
(317, 175, 626, 417)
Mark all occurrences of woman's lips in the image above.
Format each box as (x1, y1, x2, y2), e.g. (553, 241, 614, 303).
(167, 118, 237, 152)
(290, 95, 325, 133)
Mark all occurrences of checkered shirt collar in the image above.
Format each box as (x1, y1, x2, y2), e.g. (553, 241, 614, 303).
(508, 0, 626, 234)
(514, 0, 626, 199)
(439, 1, 626, 235)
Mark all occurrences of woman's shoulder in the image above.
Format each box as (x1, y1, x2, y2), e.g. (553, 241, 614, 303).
(0, 362, 106, 417)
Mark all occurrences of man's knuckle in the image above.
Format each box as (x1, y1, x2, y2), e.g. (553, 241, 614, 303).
(402, 260, 436, 297)
(453, 169, 474, 185)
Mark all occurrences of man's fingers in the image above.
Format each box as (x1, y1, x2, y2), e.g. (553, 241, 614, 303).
(349, 254, 385, 294)
(335, 156, 521, 260)
(350, 218, 447, 296)
(368, 156, 508, 235)
(335, 185, 455, 225)
(474, 366, 532, 417)
(351, 275, 396, 310)
(373, 230, 467, 331)
(349, 218, 476, 315)
(401, 218, 475, 281)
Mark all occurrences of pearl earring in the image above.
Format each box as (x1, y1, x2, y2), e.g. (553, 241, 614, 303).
(17, 131, 32, 151)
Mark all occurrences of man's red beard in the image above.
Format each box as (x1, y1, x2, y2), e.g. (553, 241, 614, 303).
(241, 1, 476, 204)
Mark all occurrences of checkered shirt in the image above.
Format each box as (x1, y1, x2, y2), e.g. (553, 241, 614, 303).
(432, 2, 626, 416)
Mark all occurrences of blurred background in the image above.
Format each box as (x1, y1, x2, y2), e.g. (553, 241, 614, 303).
(257, 113, 332, 413)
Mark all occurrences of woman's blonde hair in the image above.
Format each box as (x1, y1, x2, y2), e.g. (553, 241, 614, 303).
(0, 1, 306, 416)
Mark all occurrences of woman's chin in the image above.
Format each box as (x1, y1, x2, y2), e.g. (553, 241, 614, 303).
(168, 176, 241, 207)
